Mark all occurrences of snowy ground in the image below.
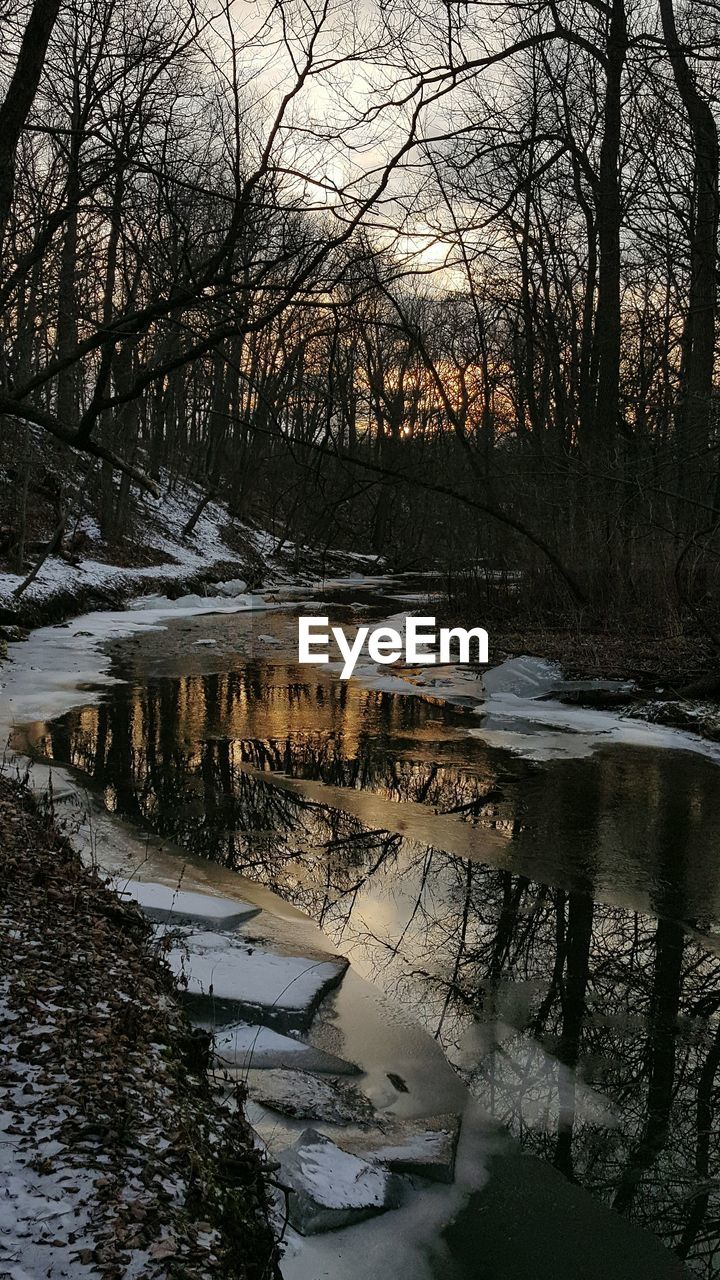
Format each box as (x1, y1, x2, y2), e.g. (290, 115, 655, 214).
(0, 779, 276, 1280)
(0, 482, 254, 610)
(0, 589, 275, 725)
(0, 475, 382, 622)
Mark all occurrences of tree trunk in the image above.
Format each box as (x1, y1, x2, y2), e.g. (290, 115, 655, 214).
(591, 0, 628, 452)
(658, 0, 719, 518)
(0, 0, 62, 253)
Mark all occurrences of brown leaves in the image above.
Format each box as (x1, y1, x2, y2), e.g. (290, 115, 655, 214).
(149, 1237, 178, 1260)
(0, 775, 278, 1279)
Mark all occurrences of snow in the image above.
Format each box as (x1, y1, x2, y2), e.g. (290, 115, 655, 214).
(166, 928, 348, 1027)
(246, 1068, 377, 1124)
(213, 1023, 359, 1073)
(114, 879, 261, 928)
(125, 590, 267, 615)
(278, 1129, 400, 1233)
(0, 480, 250, 607)
(307, 573, 391, 591)
(0, 592, 271, 726)
(0, 473, 386, 617)
(0, 1158, 96, 1280)
(473, 671, 720, 762)
(0, 464, 333, 617)
(216, 1023, 307, 1056)
(290, 1136, 388, 1211)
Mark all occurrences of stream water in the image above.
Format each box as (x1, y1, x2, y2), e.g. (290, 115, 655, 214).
(8, 576, 720, 1278)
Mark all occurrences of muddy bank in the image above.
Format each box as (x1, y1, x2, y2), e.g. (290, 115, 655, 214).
(0, 775, 279, 1280)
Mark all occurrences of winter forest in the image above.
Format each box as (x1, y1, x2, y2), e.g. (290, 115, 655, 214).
(3, 4, 720, 1279)
(1, 0, 718, 630)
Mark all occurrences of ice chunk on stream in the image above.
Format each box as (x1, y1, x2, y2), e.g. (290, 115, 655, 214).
(213, 1023, 359, 1073)
(167, 930, 348, 1030)
(116, 879, 260, 928)
(125, 590, 264, 615)
(336, 1113, 461, 1184)
(215, 578, 247, 596)
(278, 1129, 401, 1235)
(247, 1068, 376, 1125)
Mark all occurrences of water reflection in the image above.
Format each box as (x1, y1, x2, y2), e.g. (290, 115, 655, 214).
(15, 664, 720, 1275)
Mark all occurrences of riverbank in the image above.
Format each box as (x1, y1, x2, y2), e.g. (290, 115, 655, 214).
(491, 624, 716, 693)
(487, 627, 720, 743)
(0, 775, 279, 1279)
(0, 475, 383, 634)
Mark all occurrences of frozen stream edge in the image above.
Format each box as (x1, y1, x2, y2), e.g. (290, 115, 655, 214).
(0, 581, 701, 1279)
(0, 587, 500, 1280)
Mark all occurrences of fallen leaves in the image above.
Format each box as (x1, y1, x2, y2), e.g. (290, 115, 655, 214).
(150, 1237, 178, 1260)
(0, 776, 278, 1279)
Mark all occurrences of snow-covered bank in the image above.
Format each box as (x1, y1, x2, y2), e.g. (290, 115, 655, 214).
(0, 475, 383, 629)
(339, 620, 720, 765)
(0, 482, 264, 625)
(0, 776, 278, 1280)
(0, 589, 275, 726)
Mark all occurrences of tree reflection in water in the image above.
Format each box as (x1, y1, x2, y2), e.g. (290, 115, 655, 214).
(17, 666, 720, 1276)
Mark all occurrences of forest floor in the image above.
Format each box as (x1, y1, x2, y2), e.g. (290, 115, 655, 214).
(0, 775, 279, 1280)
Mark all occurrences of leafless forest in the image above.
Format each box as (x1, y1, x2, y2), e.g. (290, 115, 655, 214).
(0, 0, 718, 630)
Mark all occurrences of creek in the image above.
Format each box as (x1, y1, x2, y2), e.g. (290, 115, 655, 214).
(5, 572, 716, 1278)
